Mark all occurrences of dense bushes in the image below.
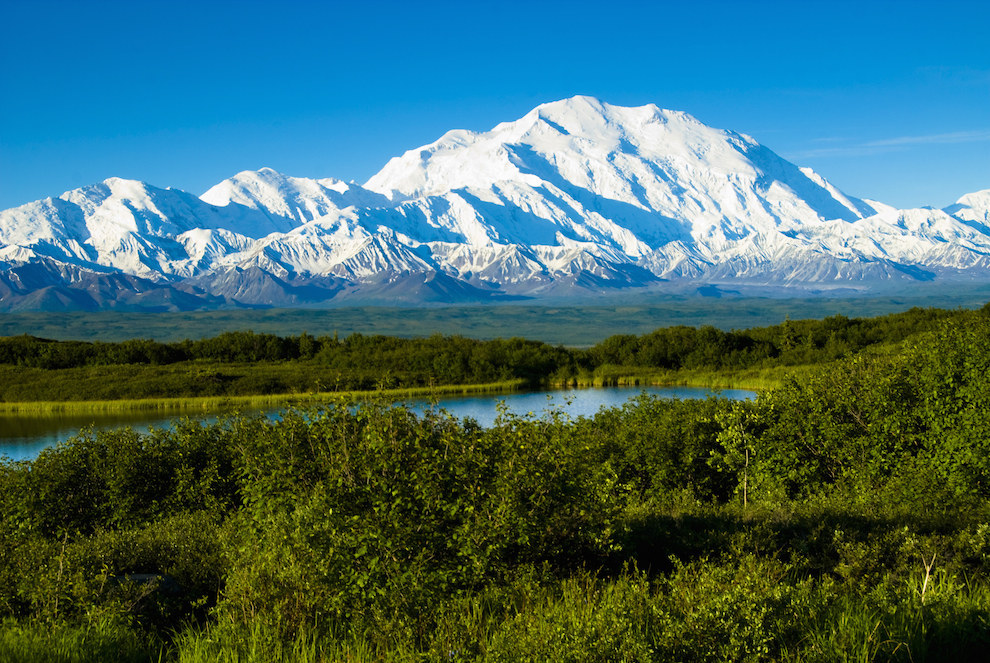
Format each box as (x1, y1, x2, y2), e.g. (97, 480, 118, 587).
(0, 334, 579, 401)
(583, 306, 969, 371)
(743, 315, 990, 503)
(3, 308, 990, 660)
(2, 419, 238, 535)
(219, 405, 623, 638)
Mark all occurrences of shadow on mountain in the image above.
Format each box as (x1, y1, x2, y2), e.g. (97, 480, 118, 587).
(505, 144, 695, 249)
(0, 259, 232, 312)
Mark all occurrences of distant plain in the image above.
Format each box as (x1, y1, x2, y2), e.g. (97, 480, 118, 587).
(1, 285, 987, 346)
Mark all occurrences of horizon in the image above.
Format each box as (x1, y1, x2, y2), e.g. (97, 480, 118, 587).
(1, 0, 988, 212)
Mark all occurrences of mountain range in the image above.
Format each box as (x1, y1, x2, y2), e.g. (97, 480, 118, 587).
(2, 95, 988, 311)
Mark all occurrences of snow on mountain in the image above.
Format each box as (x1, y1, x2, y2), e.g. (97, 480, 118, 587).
(366, 95, 877, 241)
(0, 177, 290, 281)
(1, 96, 988, 311)
(945, 189, 990, 231)
(201, 167, 390, 226)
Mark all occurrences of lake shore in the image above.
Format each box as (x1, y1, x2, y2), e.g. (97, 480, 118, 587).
(0, 367, 783, 418)
(552, 365, 796, 392)
(0, 379, 527, 416)
(0, 368, 794, 416)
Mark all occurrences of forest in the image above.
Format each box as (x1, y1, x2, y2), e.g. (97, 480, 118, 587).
(1, 304, 989, 661)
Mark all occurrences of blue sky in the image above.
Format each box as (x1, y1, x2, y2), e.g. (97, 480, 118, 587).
(1, 0, 987, 211)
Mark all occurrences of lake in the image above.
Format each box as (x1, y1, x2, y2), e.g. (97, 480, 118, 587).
(0, 385, 754, 462)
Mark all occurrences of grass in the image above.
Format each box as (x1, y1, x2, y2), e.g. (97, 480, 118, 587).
(173, 622, 331, 663)
(0, 618, 162, 663)
(553, 364, 805, 392)
(5, 556, 988, 662)
(0, 367, 777, 418)
(0, 380, 527, 416)
(0, 362, 785, 418)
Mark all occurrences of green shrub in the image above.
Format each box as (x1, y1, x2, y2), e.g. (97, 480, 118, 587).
(651, 554, 809, 662)
(219, 403, 623, 636)
(485, 570, 656, 663)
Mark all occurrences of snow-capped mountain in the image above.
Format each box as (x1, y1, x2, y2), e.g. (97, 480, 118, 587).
(1, 96, 988, 311)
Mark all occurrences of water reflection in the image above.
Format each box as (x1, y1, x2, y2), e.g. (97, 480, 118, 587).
(406, 385, 755, 427)
(0, 410, 246, 462)
(0, 386, 754, 462)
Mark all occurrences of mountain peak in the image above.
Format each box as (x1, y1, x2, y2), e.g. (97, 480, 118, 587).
(201, 168, 388, 228)
(533, 94, 608, 118)
(2, 97, 988, 312)
(364, 97, 866, 228)
(527, 96, 707, 138)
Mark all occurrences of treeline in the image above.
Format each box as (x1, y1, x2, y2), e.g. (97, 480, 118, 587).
(0, 332, 575, 387)
(2, 312, 990, 660)
(586, 304, 965, 369)
(0, 305, 980, 394)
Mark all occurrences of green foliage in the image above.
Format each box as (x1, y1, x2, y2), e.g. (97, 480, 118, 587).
(739, 314, 990, 503)
(794, 572, 990, 663)
(220, 403, 623, 636)
(1, 419, 237, 535)
(651, 554, 810, 662)
(173, 621, 335, 663)
(484, 570, 656, 663)
(0, 333, 578, 402)
(0, 512, 224, 628)
(906, 317, 990, 498)
(589, 395, 733, 504)
(0, 304, 980, 404)
(0, 618, 162, 663)
(4, 303, 990, 659)
(585, 306, 970, 376)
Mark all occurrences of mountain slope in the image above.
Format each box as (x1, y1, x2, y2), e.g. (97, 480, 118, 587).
(1, 96, 988, 311)
(201, 167, 390, 225)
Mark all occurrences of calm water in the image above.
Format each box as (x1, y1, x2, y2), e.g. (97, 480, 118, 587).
(0, 386, 754, 462)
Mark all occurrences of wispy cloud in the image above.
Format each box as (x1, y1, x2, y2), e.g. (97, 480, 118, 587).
(786, 129, 990, 160)
(865, 130, 990, 147)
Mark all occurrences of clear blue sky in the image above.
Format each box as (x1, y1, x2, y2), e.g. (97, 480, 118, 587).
(1, 0, 988, 211)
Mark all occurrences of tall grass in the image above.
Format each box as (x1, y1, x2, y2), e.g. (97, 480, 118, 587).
(554, 364, 803, 391)
(167, 565, 990, 662)
(5, 528, 990, 662)
(0, 619, 162, 663)
(173, 622, 329, 663)
(0, 380, 526, 416)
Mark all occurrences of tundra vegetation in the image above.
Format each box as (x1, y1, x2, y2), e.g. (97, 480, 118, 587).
(1, 305, 989, 661)
(0, 305, 960, 405)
